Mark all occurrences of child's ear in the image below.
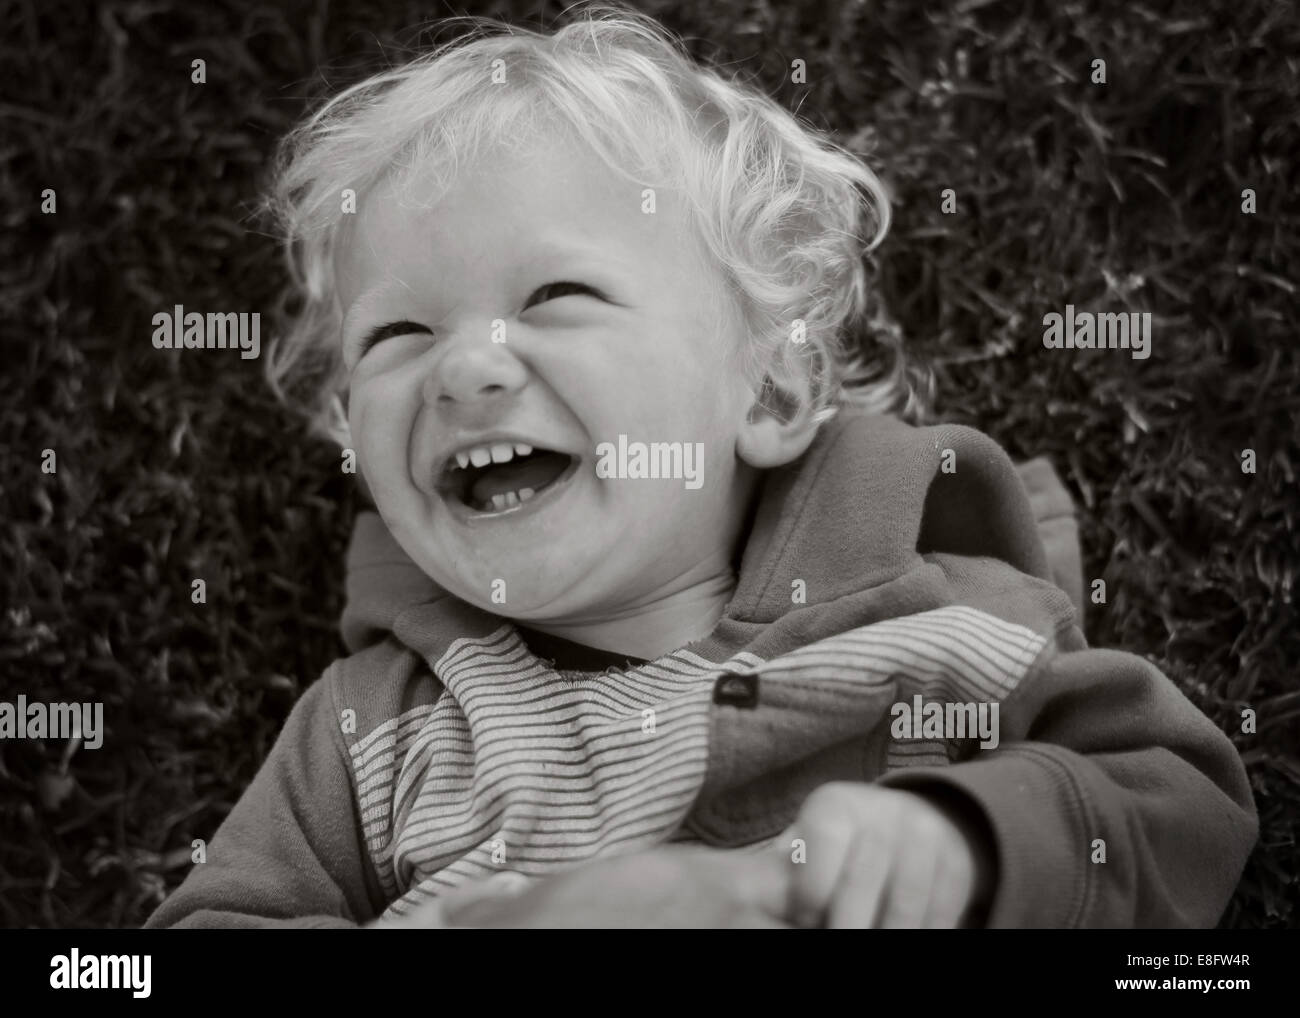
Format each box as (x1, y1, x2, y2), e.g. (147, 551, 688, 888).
(736, 362, 821, 469)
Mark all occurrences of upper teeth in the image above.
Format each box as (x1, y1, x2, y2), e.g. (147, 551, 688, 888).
(453, 442, 534, 471)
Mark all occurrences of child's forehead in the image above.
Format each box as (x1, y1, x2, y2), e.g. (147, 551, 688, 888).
(380, 132, 645, 210)
(335, 137, 707, 293)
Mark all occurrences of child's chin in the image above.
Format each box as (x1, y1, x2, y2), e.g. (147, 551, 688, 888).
(477, 582, 573, 616)
(438, 565, 578, 616)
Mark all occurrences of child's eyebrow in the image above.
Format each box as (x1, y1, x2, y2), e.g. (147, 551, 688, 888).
(521, 238, 625, 268)
(341, 280, 414, 339)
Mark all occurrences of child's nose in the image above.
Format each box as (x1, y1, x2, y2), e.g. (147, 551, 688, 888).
(422, 332, 528, 411)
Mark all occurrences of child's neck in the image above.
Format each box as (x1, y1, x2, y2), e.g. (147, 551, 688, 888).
(516, 556, 738, 662)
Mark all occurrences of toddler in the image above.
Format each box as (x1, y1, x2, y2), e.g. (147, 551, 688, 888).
(146, 6, 1256, 929)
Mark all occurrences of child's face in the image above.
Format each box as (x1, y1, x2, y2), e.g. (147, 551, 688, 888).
(336, 135, 760, 621)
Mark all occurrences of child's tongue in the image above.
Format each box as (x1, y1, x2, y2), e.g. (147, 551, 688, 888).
(469, 451, 570, 502)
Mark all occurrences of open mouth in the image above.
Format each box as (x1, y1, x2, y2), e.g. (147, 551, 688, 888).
(436, 444, 577, 514)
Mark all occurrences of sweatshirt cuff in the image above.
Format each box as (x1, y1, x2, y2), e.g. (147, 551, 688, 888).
(876, 746, 1091, 928)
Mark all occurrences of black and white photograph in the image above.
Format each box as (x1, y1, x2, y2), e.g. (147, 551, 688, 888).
(1, 0, 1296, 994)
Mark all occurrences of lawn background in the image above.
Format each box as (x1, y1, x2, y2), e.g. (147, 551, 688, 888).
(1, 0, 1296, 928)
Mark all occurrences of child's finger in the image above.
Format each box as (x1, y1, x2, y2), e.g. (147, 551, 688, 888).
(877, 829, 943, 928)
(725, 844, 795, 923)
(780, 816, 855, 927)
(827, 830, 892, 928)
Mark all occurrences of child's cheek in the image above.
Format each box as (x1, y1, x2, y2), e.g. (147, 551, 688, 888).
(347, 386, 394, 494)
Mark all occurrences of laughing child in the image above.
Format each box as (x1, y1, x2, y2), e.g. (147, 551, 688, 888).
(146, 6, 1256, 929)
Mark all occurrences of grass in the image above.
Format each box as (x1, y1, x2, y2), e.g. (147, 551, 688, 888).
(1, 0, 1296, 928)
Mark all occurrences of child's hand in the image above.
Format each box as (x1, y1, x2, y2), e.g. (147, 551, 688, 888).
(385, 846, 792, 928)
(371, 783, 994, 929)
(781, 782, 996, 928)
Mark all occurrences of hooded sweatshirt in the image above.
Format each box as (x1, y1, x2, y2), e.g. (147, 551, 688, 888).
(145, 411, 1257, 929)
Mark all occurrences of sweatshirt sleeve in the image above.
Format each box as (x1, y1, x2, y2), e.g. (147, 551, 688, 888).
(1014, 456, 1085, 622)
(144, 667, 384, 928)
(876, 631, 1258, 928)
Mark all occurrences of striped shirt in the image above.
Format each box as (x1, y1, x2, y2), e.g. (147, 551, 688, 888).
(339, 604, 1048, 920)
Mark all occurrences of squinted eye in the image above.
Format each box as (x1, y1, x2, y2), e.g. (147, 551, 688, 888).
(524, 281, 602, 309)
(354, 320, 432, 361)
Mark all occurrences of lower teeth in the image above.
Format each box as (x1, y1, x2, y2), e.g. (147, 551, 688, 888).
(480, 486, 537, 512)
